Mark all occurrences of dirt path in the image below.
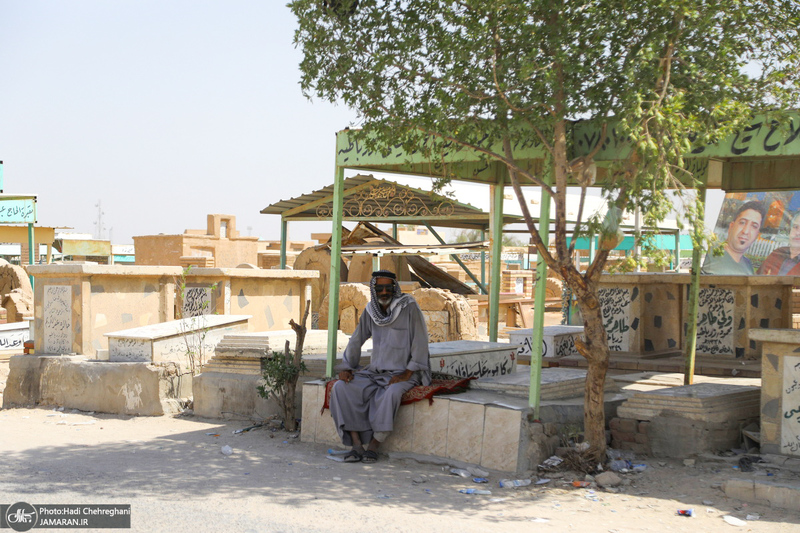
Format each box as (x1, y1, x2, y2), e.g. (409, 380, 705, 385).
(1, 406, 798, 533)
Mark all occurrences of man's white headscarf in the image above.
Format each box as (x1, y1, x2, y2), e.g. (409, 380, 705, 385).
(366, 270, 413, 326)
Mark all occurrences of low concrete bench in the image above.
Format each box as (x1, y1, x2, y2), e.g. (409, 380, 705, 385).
(508, 325, 584, 363)
(105, 315, 250, 364)
(301, 379, 533, 473)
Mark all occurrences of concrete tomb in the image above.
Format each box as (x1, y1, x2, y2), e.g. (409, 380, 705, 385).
(192, 330, 350, 420)
(750, 328, 800, 457)
(301, 366, 624, 473)
(105, 315, 250, 364)
(614, 382, 761, 457)
(508, 325, 585, 362)
(427, 340, 517, 378)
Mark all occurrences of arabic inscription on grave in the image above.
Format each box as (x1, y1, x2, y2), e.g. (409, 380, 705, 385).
(696, 288, 734, 355)
(43, 285, 72, 354)
(782, 356, 800, 457)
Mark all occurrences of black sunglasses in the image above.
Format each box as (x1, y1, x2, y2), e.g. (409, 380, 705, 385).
(375, 283, 394, 293)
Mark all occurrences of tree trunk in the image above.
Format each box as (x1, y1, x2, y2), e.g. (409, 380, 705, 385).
(285, 300, 310, 432)
(571, 283, 610, 462)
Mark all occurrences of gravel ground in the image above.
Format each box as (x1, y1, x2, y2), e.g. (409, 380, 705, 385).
(1, 405, 799, 533)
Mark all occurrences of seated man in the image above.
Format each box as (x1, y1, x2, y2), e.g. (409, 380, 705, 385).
(330, 270, 431, 463)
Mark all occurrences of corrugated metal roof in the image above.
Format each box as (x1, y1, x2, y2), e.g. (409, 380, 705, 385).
(261, 174, 519, 230)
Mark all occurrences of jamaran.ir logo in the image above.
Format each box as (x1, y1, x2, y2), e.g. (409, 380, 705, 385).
(4, 502, 38, 532)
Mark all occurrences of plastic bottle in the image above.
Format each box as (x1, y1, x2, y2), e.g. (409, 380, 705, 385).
(609, 459, 631, 472)
(459, 489, 492, 495)
(498, 478, 532, 488)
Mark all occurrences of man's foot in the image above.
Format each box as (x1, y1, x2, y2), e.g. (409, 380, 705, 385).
(362, 450, 379, 463)
(343, 449, 363, 463)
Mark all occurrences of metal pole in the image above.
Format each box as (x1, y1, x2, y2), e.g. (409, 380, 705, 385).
(326, 166, 345, 378)
(480, 229, 487, 295)
(684, 186, 706, 384)
(280, 219, 288, 269)
(424, 223, 488, 294)
(28, 223, 35, 289)
(529, 180, 551, 417)
(634, 205, 642, 272)
(488, 182, 504, 342)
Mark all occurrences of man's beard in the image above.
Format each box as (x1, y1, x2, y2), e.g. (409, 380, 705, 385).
(377, 294, 393, 308)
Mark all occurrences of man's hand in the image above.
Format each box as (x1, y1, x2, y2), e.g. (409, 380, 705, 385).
(389, 369, 414, 385)
(338, 369, 354, 383)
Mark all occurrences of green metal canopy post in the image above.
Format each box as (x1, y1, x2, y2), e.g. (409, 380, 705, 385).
(488, 182, 504, 342)
(326, 166, 345, 378)
(280, 219, 288, 269)
(529, 179, 551, 417)
(481, 229, 487, 295)
(684, 186, 706, 385)
(28, 222, 35, 289)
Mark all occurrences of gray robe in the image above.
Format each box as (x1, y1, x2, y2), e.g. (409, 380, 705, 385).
(330, 297, 430, 446)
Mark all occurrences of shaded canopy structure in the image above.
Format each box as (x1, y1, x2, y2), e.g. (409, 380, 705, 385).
(261, 174, 521, 290)
(321, 112, 800, 413)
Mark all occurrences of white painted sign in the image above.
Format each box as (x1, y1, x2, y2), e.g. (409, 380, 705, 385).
(782, 355, 800, 456)
(43, 285, 72, 354)
(696, 288, 735, 355)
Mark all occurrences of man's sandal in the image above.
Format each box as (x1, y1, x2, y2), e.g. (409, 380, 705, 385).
(362, 450, 379, 463)
(343, 449, 363, 463)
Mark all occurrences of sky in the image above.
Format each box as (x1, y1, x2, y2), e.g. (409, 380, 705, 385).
(0, 1, 723, 245)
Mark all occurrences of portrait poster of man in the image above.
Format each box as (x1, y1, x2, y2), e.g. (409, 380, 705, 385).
(702, 191, 800, 275)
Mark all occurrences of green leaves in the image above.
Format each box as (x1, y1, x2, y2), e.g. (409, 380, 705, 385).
(257, 350, 308, 402)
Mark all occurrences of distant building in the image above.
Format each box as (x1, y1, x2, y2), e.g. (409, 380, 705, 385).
(134, 214, 260, 268)
(54, 232, 112, 264)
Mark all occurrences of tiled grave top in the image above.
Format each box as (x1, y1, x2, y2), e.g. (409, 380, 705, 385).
(477, 367, 588, 387)
(427, 340, 516, 356)
(638, 382, 759, 400)
(749, 328, 800, 344)
(472, 367, 616, 400)
(508, 326, 585, 337)
(106, 315, 250, 340)
(0, 322, 30, 333)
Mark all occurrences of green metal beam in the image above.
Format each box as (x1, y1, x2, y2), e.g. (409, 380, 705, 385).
(488, 182, 504, 342)
(336, 131, 547, 169)
(529, 176, 551, 417)
(423, 223, 488, 294)
(326, 167, 345, 378)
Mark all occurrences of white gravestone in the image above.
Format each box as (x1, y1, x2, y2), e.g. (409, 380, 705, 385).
(43, 285, 72, 354)
(782, 356, 800, 456)
(696, 288, 734, 355)
(598, 287, 632, 352)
